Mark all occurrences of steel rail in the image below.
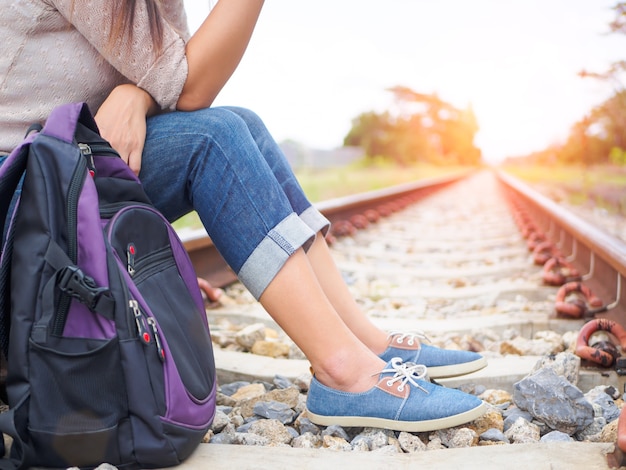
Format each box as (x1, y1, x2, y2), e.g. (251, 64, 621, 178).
(497, 169, 626, 468)
(181, 171, 470, 288)
(314, 172, 466, 224)
(497, 170, 626, 321)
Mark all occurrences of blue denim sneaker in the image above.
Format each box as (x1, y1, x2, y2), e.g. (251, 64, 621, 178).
(306, 358, 486, 432)
(379, 332, 487, 379)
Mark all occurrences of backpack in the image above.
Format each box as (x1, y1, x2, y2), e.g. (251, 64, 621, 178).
(0, 102, 217, 468)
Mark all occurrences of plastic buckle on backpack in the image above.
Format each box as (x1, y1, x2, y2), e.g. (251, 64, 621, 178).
(57, 266, 109, 312)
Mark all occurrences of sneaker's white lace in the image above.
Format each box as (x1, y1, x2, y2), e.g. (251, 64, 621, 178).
(375, 357, 430, 394)
(387, 330, 431, 346)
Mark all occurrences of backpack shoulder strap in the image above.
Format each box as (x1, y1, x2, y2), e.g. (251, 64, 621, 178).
(0, 141, 31, 241)
(0, 136, 36, 359)
(0, 393, 37, 468)
(0, 408, 25, 469)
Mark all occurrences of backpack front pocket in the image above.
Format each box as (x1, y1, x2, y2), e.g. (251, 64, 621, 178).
(106, 205, 215, 429)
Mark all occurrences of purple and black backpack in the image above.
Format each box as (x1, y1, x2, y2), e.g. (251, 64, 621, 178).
(0, 103, 216, 468)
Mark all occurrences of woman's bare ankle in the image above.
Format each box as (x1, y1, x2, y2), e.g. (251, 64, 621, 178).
(311, 348, 385, 393)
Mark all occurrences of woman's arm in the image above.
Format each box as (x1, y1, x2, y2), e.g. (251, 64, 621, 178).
(176, 0, 265, 111)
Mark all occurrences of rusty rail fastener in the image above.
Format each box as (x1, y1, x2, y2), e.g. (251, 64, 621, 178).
(575, 319, 626, 367)
(555, 282, 604, 319)
(542, 257, 581, 286)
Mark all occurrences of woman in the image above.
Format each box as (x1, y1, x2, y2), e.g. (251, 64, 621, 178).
(0, 0, 487, 431)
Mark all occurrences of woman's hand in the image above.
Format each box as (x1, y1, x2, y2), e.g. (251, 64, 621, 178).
(95, 84, 158, 175)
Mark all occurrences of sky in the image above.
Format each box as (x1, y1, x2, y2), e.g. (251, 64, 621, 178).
(183, 0, 626, 163)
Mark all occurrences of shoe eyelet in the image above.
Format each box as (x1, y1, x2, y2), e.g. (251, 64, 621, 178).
(397, 386, 404, 392)
(387, 380, 393, 387)
(407, 340, 414, 345)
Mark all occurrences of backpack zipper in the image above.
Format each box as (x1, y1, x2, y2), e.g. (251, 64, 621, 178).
(52, 150, 88, 335)
(77, 143, 96, 177)
(147, 317, 165, 362)
(54, 142, 122, 334)
(130, 299, 165, 362)
(130, 247, 175, 284)
(86, 143, 119, 157)
(78, 143, 120, 177)
(129, 299, 151, 345)
(100, 202, 152, 220)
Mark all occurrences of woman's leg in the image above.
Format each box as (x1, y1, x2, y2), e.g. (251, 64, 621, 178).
(219, 107, 385, 345)
(220, 107, 327, 232)
(305, 233, 390, 353)
(217, 107, 487, 378)
(138, 107, 382, 392)
(259, 248, 384, 392)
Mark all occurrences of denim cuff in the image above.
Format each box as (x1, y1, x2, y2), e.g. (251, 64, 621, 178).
(238, 213, 316, 300)
(299, 206, 330, 240)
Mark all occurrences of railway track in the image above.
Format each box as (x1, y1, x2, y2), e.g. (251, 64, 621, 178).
(181, 172, 466, 289)
(181, 170, 626, 469)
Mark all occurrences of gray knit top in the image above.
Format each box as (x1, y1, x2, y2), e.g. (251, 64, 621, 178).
(0, 0, 191, 153)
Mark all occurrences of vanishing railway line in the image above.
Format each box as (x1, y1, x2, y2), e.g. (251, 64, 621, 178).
(182, 170, 626, 469)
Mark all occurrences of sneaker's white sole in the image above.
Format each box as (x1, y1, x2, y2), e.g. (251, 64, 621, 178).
(427, 356, 488, 379)
(306, 401, 487, 433)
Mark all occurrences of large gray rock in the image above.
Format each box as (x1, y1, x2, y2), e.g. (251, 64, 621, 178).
(513, 368, 594, 435)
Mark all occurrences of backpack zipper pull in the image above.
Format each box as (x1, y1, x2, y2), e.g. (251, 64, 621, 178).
(147, 317, 166, 362)
(129, 300, 150, 345)
(127, 243, 136, 276)
(78, 143, 96, 177)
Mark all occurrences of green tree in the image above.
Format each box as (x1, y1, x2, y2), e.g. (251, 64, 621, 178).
(343, 86, 482, 165)
(343, 111, 400, 162)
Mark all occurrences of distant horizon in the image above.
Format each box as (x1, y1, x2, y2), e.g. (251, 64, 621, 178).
(184, 0, 626, 163)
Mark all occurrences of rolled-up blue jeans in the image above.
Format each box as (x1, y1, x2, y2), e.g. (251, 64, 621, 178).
(138, 106, 329, 299)
(0, 107, 320, 298)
